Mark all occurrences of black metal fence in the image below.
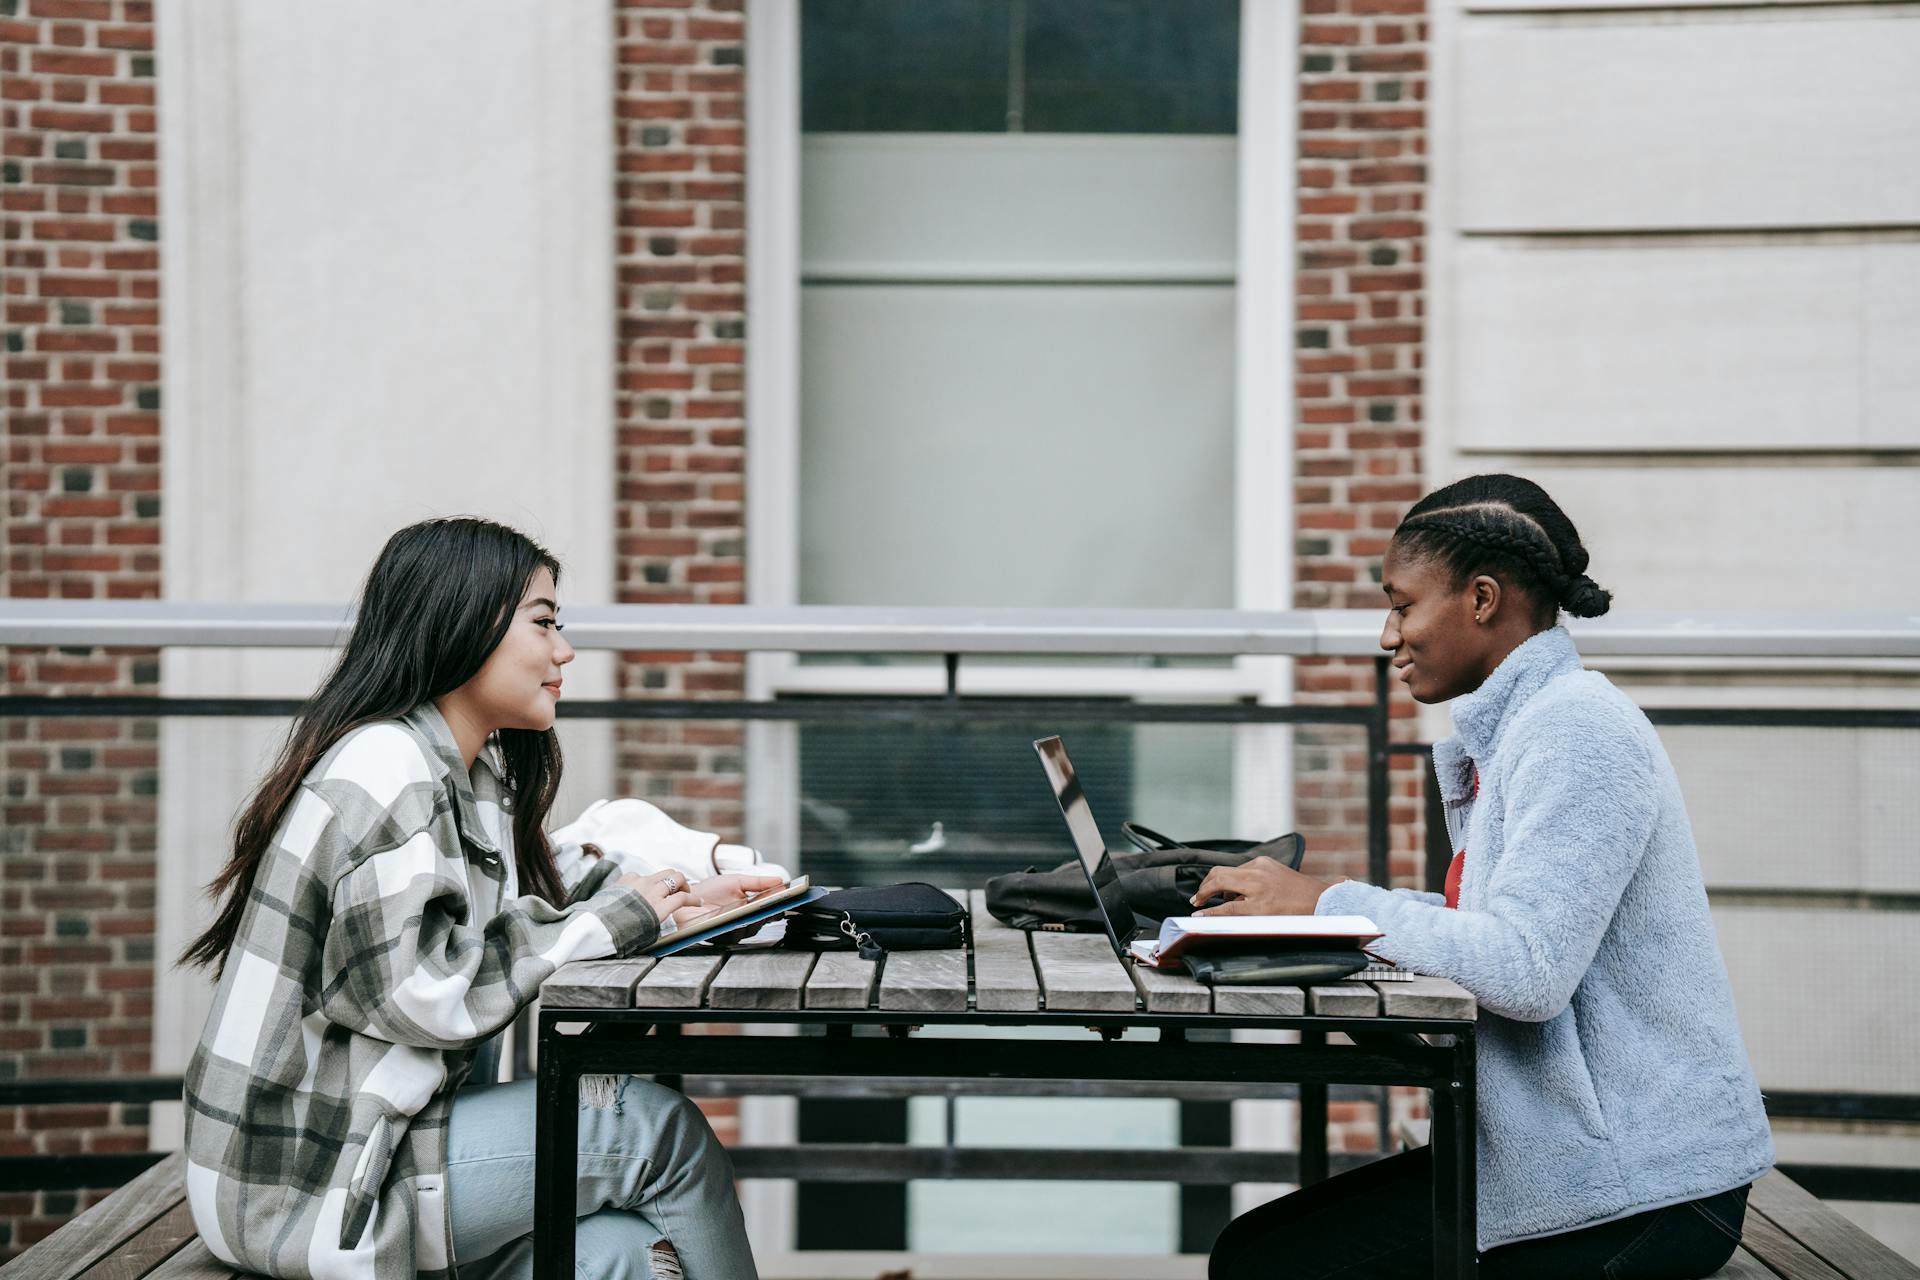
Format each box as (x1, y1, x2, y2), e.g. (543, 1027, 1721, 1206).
(4, 658, 1917, 1223)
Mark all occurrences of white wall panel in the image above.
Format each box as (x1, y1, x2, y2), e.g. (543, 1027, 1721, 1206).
(1456, 13, 1920, 231)
(155, 0, 617, 1086)
(1466, 0, 1883, 9)
(1453, 240, 1920, 450)
(1442, 462, 1920, 612)
(1716, 907, 1920, 1093)
(1665, 727, 1920, 892)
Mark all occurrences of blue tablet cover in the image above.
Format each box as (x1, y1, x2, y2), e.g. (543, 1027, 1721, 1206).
(648, 884, 832, 957)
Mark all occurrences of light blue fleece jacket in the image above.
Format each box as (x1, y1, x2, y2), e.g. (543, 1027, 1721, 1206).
(1317, 626, 1774, 1251)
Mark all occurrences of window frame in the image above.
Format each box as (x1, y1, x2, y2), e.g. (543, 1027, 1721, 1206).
(739, 0, 1298, 1260)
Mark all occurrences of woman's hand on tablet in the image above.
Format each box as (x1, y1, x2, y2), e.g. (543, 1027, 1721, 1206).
(618, 870, 694, 921)
(685, 872, 786, 908)
(1191, 857, 1337, 917)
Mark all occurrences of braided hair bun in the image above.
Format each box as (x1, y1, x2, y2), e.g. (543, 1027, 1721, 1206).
(1392, 474, 1612, 625)
(1560, 575, 1612, 618)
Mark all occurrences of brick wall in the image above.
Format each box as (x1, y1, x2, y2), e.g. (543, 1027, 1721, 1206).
(1290, 0, 1431, 1157)
(611, 0, 747, 835)
(0, 0, 162, 1256)
(610, 0, 749, 1143)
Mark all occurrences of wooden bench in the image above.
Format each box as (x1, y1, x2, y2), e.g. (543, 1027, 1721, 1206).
(5, 1146, 1915, 1279)
(0, 1154, 224, 1280)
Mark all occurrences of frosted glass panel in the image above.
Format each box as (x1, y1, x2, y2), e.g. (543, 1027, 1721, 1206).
(802, 134, 1238, 275)
(907, 1096, 1182, 1255)
(799, 283, 1235, 607)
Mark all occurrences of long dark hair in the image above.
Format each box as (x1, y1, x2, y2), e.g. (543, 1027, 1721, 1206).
(1391, 474, 1613, 626)
(182, 517, 572, 974)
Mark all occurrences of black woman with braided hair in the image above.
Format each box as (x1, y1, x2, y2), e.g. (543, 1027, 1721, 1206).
(1201, 475, 1773, 1279)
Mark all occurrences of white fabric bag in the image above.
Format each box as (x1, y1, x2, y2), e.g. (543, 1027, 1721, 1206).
(550, 797, 791, 888)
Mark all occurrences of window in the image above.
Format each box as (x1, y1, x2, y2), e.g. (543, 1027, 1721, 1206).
(784, 2, 1249, 1257)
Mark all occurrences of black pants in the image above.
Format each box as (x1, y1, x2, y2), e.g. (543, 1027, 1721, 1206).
(1210, 1147, 1749, 1280)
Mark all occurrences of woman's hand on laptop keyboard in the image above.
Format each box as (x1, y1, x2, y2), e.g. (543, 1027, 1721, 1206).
(1191, 857, 1340, 917)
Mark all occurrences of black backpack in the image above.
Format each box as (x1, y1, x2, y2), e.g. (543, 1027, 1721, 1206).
(984, 823, 1306, 933)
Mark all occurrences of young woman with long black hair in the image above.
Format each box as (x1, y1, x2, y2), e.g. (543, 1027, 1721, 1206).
(1199, 475, 1774, 1279)
(180, 517, 774, 1279)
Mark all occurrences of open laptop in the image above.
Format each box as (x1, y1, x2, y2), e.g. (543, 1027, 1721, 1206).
(1031, 734, 1152, 959)
(1032, 734, 1407, 980)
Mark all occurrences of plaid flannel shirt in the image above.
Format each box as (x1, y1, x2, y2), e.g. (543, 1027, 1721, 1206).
(183, 704, 659, 1279)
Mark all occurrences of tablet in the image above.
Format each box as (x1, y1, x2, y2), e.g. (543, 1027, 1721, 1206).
(646, 876, 827, 956)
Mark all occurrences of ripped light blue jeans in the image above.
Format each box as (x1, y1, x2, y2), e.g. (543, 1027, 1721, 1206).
(445, 1075, 758, 1280)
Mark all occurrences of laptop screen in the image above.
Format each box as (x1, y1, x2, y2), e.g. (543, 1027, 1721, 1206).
(1032, 735, 1137, 958)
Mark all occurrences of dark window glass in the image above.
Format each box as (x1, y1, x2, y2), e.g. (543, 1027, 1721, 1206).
(798, 717, 1134, 885)
(1023, 0, 1239, 134)
(802, 0, 1239, 135)
(802, 0, 1013, 133)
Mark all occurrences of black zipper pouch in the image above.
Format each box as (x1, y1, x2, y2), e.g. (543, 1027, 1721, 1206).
(1181, 949, 1369, 987)
(784, 882, 967, 960)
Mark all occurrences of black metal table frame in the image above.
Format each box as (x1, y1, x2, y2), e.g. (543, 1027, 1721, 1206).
(533, 1007, 1479, 1280)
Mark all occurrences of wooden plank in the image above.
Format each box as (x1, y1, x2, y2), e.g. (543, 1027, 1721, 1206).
(803, 950, 879, 1010)
(1738, 1211, 1848, 1280)
(1309, 982, 1379, 1017)
(632, 953, 728, 1009)
(968, 889, 1040, 1012)
(1127, 961, 1211, 1015)
(1213, 984, 1307, 1017)
(1030, 932, 1137, 1014)
(1749, 1170, 1920, 1279)
(1378, 976, 1476, 1021)
(139, 1240, 234, 1280)
(1716, 1249, 1788, 1280)
(873, 891, 970, 1013)
(539, 958, 656, 1009)
(877, 949, 968, 1013)
(2, 1152, 185, 1280)
(709, 951, 817, 1011)
(74, 1200, 197, 1280)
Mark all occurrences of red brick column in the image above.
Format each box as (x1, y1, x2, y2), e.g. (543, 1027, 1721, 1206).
(610, 0, 748, 1142)
(1291, 0, 1430, 1158)
(1, 0, 162, 1256)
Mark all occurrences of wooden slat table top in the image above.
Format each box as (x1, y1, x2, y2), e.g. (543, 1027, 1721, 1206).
(540, 958, 655, 1009)
(708, 950, 816, 1011)
(875, 889, 970, 1013)
(541, 888, 1477, 1025)
(633, 953, 727, 1009)
(804, 950, 880, 1010)
(877, 948, 969, 1013)
(1030, 930, 1138, 1013)
(967, 888, 1041, 1012)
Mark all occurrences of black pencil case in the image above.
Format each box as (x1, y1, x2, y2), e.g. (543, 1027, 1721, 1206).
(1181, 949, 1370, 986)
(784, 882, 967, 959)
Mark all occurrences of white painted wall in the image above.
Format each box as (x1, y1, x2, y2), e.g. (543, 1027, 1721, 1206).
(152, 0, 618, 1120)
(1430, 0, 1920, 1252)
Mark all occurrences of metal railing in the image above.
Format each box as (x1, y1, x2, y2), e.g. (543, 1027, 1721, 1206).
(3, 604, 1918, 1213)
